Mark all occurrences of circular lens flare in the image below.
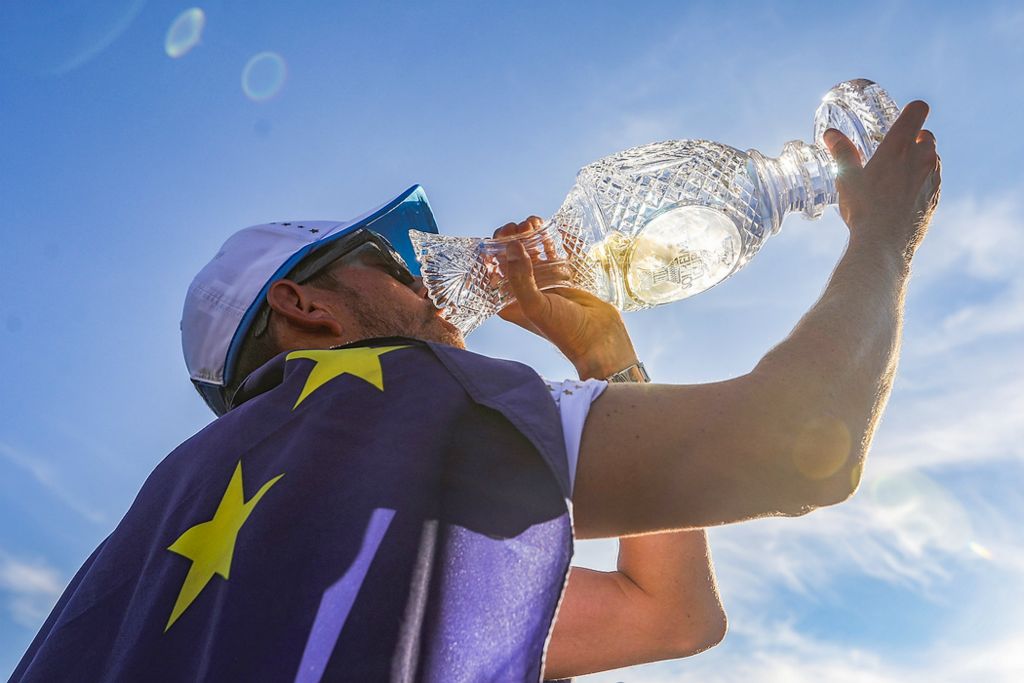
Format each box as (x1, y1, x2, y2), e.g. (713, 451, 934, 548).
(242, 52, 287, 101)
(165, 8, 205, 59)
(791, 416, 851, 480)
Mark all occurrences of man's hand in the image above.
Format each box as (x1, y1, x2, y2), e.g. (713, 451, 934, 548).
(492, 217, 638, 380)
(823, 100, 941, 260)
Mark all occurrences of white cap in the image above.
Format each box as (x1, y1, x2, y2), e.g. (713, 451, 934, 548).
(181, 185, 437, 415)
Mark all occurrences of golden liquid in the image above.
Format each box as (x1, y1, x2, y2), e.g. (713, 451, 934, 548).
(587, 206, 741, 307)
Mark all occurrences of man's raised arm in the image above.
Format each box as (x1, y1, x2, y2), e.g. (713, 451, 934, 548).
(566, 101, 941, 538)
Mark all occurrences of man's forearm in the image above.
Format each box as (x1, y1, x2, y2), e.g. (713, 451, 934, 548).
(546, 530, 726, 678)
(751, 234, 911, 504)
(616, 529, 727, 649)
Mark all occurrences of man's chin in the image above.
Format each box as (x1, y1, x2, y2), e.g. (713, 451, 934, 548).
(429, 317, 466, 349)
(415, 305, 464, 349)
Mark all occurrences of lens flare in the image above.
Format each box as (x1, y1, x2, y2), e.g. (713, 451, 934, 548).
(791, 416, 852, 480)
(968, 541, 993, 560)
(242, 52, 287, 101)
(165, 8, 205, 59)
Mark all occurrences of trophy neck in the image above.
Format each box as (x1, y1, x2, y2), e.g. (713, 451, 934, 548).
(748, 140, 838, 227)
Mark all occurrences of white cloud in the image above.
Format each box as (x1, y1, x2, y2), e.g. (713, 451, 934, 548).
(0, 554, 63, 628)
(0, 558, 62, 596)
(915, 194, 1024, 282)
(876, 366, 1024, 471)
(920, 279, 1024, 354)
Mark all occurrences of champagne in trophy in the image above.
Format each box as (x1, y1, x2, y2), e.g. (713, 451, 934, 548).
(410, 79, 902, 336)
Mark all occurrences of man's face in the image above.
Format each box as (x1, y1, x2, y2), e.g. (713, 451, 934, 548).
(315, 247, 466, 349)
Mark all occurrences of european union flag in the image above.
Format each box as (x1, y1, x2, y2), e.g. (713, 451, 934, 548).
(12, 339, 573, 682)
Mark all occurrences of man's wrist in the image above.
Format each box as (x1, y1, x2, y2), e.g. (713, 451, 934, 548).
(846, 229, 915, 278)
(571, 347, 640, 382)
(562, 315, 639, 381)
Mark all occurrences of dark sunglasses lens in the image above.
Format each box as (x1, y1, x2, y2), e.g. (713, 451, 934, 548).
(343, 241, 414, 284)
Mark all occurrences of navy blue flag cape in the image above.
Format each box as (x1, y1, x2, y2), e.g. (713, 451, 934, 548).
(12, 339, 574, 682)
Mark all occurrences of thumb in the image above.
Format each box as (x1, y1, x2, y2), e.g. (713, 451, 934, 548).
(823, 128, 863, 178)
(505, 241, 551, 321)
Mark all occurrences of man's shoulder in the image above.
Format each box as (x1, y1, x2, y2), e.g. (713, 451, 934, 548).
(424, 341, 547, 394)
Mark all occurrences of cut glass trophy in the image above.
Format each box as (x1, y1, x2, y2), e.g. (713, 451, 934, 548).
(410, 79, 902, 335)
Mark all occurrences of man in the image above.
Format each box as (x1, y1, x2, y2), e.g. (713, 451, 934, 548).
(11, 102, 939, 681)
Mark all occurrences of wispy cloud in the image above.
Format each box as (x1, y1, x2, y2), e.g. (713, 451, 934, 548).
(910, 192, 1024, 354)
(0, 441, 106, 525)
(0, 553, 63, 628)
(915, 194, 1024, 281)
(581, 609, 1024, 683)
(877, 367, 1024, 471)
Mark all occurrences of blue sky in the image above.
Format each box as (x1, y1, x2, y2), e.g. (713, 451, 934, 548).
(1, 1, 1022, 679)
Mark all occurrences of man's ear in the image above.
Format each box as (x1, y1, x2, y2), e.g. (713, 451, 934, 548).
(265, 279, 344, 337)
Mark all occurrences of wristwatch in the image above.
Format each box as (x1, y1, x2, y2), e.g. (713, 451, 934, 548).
(605, 361, 650, 383)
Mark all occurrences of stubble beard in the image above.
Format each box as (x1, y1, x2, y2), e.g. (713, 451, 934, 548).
(338, 282, 466, 349)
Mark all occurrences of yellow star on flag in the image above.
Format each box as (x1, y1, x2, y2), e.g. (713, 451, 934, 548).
(164, 460, 283, 632)
(286, 346, 409, 409)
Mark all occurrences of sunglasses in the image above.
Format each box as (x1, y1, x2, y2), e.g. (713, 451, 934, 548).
(249, 228, 415, 339)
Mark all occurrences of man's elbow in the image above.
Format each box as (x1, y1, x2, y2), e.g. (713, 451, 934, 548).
(771, 463, 863, 518)
(694, 610, 729, 653)
(772, 422, 869, 515)
(748, 369, 874, 515)
(659, 607, 728, 659)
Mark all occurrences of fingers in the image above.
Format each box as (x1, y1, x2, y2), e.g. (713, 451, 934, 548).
(909, 129, 940, 183)
(505, 240, 550, 320)
(516, 215, 555, 259)
(523, 215, 544, 232)
(492, 222, 520, 239)
(922, 153, 942, 204)
(490, 218, 539, 286)
(878, 100, 929, 154)
(823, 128, 864, 176)
(915, 129, 938, 160)
(492, 216, 544, 240)
(491, 215, 565, 279)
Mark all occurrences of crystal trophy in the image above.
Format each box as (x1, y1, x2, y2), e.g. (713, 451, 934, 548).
(410, 79, 901, 335)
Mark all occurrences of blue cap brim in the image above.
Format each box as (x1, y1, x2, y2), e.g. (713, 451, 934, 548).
(361, 184, 438, 276)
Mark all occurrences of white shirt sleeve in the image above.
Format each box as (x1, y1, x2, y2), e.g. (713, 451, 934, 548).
(542, 378, 608, 495)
